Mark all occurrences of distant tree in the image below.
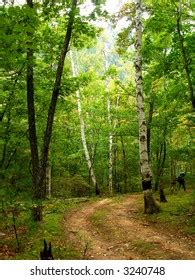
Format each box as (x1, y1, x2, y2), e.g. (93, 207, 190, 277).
(70, 50, 100, 195)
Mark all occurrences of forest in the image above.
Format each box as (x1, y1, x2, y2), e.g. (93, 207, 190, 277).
(0, 0, 194, 260)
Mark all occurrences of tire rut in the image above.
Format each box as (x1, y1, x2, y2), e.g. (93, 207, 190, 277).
(63, 195, 195, 260)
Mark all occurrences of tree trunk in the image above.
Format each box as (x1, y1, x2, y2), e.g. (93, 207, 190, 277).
(103, 47, 120, 195)
(154, 142, 163, 191)
(103, 48, 114, 195)
(26, 0, 39, 193)
(120, 136, 128, 193)
(107, 97, 114, 194)
(147, 100, 154, 161)
(134, 0, 159, 214)
(70, 50, 100, 195)
(154, 129, 167, 203)
(37, 0, 78, 196)
(159, 140, 167, 202)
(107, 94, 120, 194)
(26, 0, 77, 221)
(45, 164, 51, 198)
(154, 141, 166, 188)
(113, 138, 119, 192)
(159, 182, 167, 202)
(176, 7, 194, 111)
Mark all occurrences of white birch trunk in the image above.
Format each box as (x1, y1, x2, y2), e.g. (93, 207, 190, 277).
(107, 96, 113, 194)
(134, 0, 159, 214)
(70, 50, 100, 195)
(104, 49, 121, 195)
(104, 48, 113, 194)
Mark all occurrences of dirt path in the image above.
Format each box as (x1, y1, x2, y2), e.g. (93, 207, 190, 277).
(63, 195, 195, 260)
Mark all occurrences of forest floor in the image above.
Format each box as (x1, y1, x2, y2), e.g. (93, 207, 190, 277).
(63, 194, 195, 260)
(1, 191, 195, 259)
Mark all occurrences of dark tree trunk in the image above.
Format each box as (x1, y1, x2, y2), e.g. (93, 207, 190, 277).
(37, 0, 78, 195)
(176, 13, 194, 111)
(95, 183, 101, 196)
(120, 136, 128, 193)
(159, 182, 167, 202)
(26, 0, 78, 221)
(155, 137, 167, 192)
(147, 100, 154, 161)
(154, 142, 163, 191)
(32, 205, 43, 221)
(113, 138, 118, 192)
(26, 0, 41, 221)
(154, 138, 167, 202)
(88, 168, 91, 185)
(40, 239, 54, 260)
(26, 0, 39, 190)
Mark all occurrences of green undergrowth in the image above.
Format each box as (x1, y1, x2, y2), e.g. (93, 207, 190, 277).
(19, 199, 81, 260)
(142, 189, 195, 234)
(0, 197, 87, 260)
(1, 189, 194, 259)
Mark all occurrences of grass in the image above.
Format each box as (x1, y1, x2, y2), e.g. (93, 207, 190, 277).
(139, 188, 195, 235)
(132, 240, 156, 255)
(90, 207, 116, 241)
(90, 209, 108, 226)
(1, 188, 194, 259)
(0, 197, 83, 260)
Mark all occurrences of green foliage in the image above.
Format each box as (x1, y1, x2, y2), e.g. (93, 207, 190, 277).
(1, 0, 194, 259)
(0, 194, 83, 259)
(116, 27, 133, 56)
(72, 17, 100, 49)
(91, 0, 106, 5)
(52, 175, 94, 198)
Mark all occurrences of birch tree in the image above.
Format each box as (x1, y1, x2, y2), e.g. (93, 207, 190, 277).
(103, 48, 114, 194)
(134, 0, 159, 214)
(104, 47, 121, 195)
(70, 50, 100, 195)
(107, 96, 113, 194)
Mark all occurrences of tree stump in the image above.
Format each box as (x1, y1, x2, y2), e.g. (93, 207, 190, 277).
(40, 239, 54, 260)
(32, 205, 43, 222)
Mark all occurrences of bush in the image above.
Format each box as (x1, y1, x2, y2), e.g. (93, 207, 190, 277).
(52, 175, 93, 198)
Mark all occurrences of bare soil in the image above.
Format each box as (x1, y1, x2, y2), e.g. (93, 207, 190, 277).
(63, 194, 195, 260)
